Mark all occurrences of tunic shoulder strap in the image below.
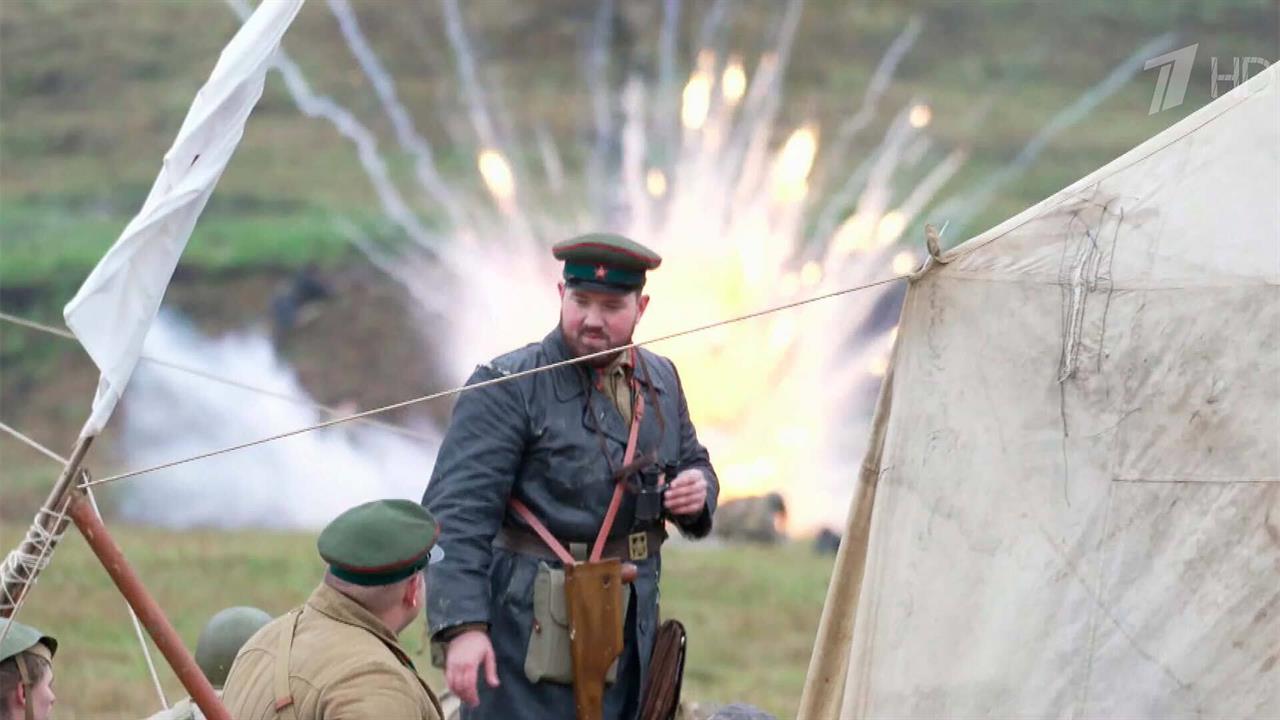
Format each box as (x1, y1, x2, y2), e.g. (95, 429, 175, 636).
(272, 609, 303, 720)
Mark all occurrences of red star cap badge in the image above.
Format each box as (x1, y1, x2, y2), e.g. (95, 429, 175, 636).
(594, 264, 608, 280)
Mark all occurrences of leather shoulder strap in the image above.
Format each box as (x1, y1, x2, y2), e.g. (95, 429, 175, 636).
(508, 349, 648, 566)
(15, 654, 35, 720)
(509, 498, 576, 565)
(272, 609, 303, 720)
(591, 360, 645, 562)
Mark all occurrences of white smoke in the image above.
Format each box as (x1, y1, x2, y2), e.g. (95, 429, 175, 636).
(115, 314, 439, 529)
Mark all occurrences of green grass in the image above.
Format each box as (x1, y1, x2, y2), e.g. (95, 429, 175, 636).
(0, 454, 60, 521)
(0, 525, 832, 718)
(0, 202, 369, 286)
(663, 543, 835, 715)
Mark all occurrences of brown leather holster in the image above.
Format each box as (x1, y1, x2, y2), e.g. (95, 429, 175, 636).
(564, 558, 626, 720)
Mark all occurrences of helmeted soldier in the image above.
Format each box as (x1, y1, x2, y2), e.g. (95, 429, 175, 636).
(145, 606, 272, 720)
(195, 606, 273, 690)
(422, 232, 719, 718)
(220, 499, 445, 719)
(0, 619, 57, 720)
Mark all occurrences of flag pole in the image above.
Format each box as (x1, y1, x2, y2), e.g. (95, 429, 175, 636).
(0, 437, 231, 720)
(65, 484, 231, 720)
(0, 435, 94, 619)
(0, 0, 303, 706)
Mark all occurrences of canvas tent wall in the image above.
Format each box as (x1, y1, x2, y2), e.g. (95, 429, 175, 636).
(800, 65, 1278, 719)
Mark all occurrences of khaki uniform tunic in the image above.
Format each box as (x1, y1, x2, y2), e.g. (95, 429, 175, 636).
(220, 583, 442, 720)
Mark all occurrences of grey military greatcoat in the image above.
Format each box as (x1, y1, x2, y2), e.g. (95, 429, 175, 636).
(422, 328, 718, 719)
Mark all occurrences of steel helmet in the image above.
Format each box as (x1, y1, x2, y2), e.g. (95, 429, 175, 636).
(193, 606, 271, 688)
(0, 619, 56, 664)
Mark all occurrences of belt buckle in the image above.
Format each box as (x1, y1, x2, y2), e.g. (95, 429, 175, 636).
(628, 531, 649, 561)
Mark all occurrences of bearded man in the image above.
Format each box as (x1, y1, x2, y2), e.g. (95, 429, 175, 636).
(422, 232, 719, 718)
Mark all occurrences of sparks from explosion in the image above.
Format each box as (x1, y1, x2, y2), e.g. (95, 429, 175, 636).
(384, 8, 935, 533)
(158, 0, 1168, 534)
(201, 1, 963, 533)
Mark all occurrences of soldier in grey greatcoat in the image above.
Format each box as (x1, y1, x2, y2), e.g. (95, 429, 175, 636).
(422, 233, 719, 719)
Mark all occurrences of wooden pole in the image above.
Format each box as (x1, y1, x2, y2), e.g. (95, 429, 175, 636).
(66, 489, 231, 720)
(0, 435, 94, 617)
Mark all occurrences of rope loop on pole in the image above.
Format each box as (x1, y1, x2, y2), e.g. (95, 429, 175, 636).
(0, 506, 71, 611)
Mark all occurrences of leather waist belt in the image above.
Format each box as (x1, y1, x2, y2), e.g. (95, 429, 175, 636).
(494, 525, 665, 563)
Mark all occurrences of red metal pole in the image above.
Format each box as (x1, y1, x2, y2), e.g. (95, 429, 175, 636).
(66, 490, 231, 720)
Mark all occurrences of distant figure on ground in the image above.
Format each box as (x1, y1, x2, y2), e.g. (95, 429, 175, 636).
(812, 528, 841, 556)
(713, 493, 787, 544)
(220, 499, 445, 719)
(270, 264, 331, 339)
(145, 606, 271, 720)
(709, 703, 779, 720)
(0, 619, 57, 720)
(682, 701, 780, 720)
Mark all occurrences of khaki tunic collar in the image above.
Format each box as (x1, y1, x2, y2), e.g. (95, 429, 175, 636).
(596, 349, 636, 424)
(305, 583, 416, 670)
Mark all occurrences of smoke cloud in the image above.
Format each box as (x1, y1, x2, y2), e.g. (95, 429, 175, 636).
(116, 314, 440, 529)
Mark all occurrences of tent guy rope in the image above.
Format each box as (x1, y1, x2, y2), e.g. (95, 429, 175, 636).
(73, 272, 912, 489)
(0, 309, 433, 442)
(0, 420, 69, 464)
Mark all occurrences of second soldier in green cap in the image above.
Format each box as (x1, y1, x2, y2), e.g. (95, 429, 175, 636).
(423, 233, 720, 717)
(219, 499, 445, 719)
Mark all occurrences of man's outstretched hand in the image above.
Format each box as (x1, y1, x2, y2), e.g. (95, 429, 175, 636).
(446, 629, 500, 707)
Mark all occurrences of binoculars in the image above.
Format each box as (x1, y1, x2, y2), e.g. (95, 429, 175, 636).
(632, 462, 678, 526)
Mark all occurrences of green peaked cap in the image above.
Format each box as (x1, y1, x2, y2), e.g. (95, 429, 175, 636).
(318, 499, 443, 587)
(0, 619, 56, 663)
(552, 232, 662, 293)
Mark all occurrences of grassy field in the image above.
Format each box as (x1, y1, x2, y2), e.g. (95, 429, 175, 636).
(0, 525, 833, 718)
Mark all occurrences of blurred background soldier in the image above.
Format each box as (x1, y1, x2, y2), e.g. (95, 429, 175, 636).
(712, 493, 787, 544)
(0, 619, 57, 720)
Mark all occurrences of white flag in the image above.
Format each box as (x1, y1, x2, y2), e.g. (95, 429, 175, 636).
(64, 0, 305, 438)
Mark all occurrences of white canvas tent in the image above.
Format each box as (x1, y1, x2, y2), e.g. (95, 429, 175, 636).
(801, 65, 1279, 719)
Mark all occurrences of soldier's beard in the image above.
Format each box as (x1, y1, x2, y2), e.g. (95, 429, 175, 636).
(560, 319, 637, 368)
